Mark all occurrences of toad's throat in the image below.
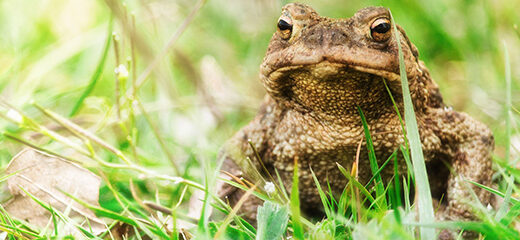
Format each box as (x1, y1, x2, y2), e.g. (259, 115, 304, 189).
(275, 67, 396, 117)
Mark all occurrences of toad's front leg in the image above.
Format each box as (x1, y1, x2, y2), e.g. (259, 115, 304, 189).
(429, 109, 495, 239)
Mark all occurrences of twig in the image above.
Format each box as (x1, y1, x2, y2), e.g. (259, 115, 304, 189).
(136, 98, 180, 175)
(33, 102, 132, 164)
(113, 33, 122, 121)
(134, 0, 206, 90)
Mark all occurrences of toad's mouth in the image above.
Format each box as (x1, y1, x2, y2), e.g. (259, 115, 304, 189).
(264, 61, 401, 84)
(262, 62, 400, 115)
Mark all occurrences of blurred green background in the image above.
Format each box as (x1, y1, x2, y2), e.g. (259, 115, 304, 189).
(0, 0, 518, 213)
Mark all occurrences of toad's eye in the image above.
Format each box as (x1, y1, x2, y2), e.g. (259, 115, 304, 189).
(277, 18, 293, 39)
(370, 18, 391, 42)
(277, 19, 292, 31)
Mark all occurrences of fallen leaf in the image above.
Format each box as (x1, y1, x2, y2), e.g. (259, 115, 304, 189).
(4, 148, 104, 236)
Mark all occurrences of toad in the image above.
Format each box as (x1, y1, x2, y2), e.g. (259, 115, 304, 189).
(218, 3, 494, 238)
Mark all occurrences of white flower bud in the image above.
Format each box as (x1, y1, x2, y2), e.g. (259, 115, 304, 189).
(115, 64, 129, 80)
(487, 204, 493, 211)
(265, 181, 275, 195)
(6, 109, 23, 124)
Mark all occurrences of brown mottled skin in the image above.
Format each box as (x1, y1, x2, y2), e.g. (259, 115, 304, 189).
(218, 3, 494, 238)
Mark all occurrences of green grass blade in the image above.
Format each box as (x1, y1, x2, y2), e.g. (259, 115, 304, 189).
(389, 154, 403, 225)
(336, 163, 377, 206)
(219, 178, 270, 202)
(310, 168, 333, 219)
(338, 183, 349, 216)
(357, 106, 387, 209)
(290, 157, 304, 239)
(495, 42, 515, 223)
(390, 10, 435, 240)
(209, 201, 257, 238)
(504, 42, 512, 165)
(52, 210, 58, 236)
(61, 187, 168, 238)
(0, 222, 40, 238)
(402, 177, 411, 211)
(399, 145, 415, 184)
(468, 179, 519, 204)
(0, 204, 24, 238)
(496, 175, 514, 221)
(365, 149, 397, 188)
(393, 150, 402, 208)
(274, 169, 290, 202)
(19, 187, 104, 238)
(407, 221, 520, 240)
(492, 43, 514, 223)
(198, 172, 210, 236)
(69, 17, 113, 117)
(383, 78, 408, 151)
(500, 201, 520, 226)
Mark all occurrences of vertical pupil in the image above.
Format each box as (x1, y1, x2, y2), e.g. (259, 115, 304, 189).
(278, 19, 292, 31)
(373, 22, 390, 33)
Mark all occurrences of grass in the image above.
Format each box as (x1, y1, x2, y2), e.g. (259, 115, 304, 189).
(391, 10, 435, 240)
(0, 0, 519, 239)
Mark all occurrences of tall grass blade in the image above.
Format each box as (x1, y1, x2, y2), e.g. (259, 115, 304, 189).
(468, 180, 519, 205)
(393, 151, 402, 208)
(407, 221, 520, 240)
(390, 10, 435, 240)
(69, 18, 113, 117)
(0, 204, 23, 237)
(357, 106, 387, 209)
(391, 153, 403, 225)
(310, 168, 333, 218)
(336, 163, 377, 206)
(215, 185, 257, 239)
(290, 157, 304, 239)
(197, 172, 210, 237)
(365, 149, 397, 188)
(504, 42, 512, 165)
(496, 176, 514, 221)
(496, 43, 513, 222)
(400, 145, 415, 184)
(500, 201, 520, 226)
(383, 78, 408, 151)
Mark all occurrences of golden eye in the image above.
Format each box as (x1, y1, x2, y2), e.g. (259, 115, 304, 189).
(277, 17, 293, 39)
(370, 18, 391, 42)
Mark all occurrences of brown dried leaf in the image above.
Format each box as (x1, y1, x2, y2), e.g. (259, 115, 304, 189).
(4, 148, 104, 235)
